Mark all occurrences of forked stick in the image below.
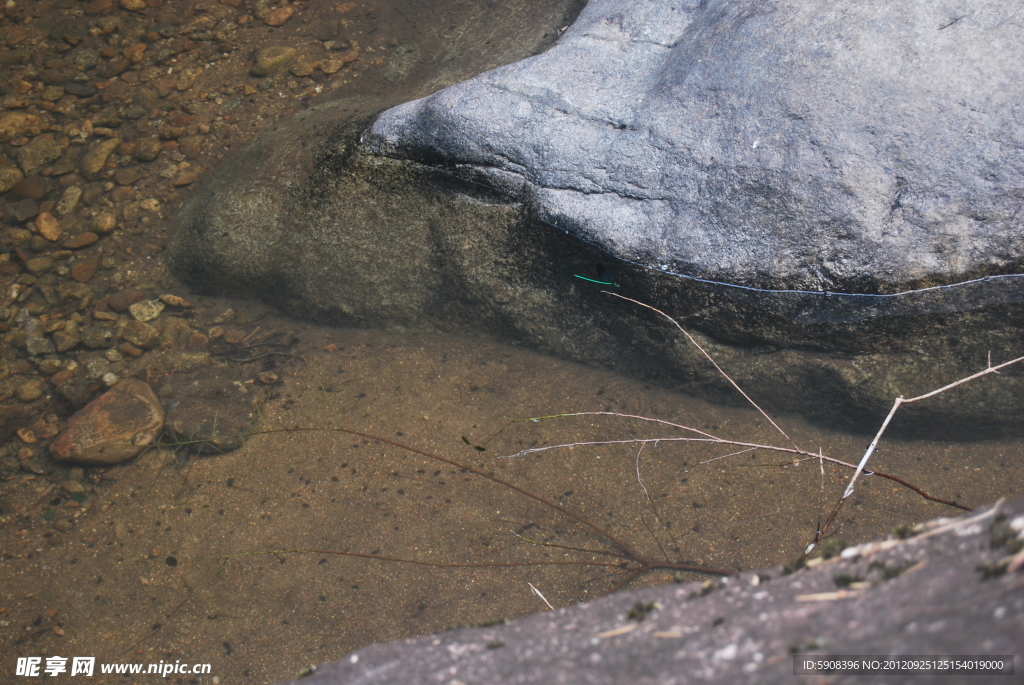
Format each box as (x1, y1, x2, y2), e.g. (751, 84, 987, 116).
(814, 351, 1024, 546)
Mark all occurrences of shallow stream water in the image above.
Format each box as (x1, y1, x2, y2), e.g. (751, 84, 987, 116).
(2, 1, 1023, 683)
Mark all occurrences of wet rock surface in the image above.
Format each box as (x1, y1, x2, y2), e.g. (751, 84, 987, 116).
(289, 495, 1024, 685)
(368, 0, 1024, 295)
(50, 378, 163, 464)
(169, 0, 1024, 433)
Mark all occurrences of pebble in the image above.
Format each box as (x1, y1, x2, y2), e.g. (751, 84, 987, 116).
(9, 175, 49, 201)
(70, 257, 99, 283)
(15, 378, 45, 402)
(290, 62, 314, 77)
(61, 480, 85, 494)
(55, 186, 82, 216)
(51, 380, 165, 464)
(34, 212, 62, 241)
(16, 134, 65, 176)
(108, 290, 144, 312)
(133, 136, 163, 162)
(119, 0, 146, 10)
(172, 169, 200, 186)
(319, 60, 343, 75)
(52, 328, 80, 352)
(129, 300, 164, 322)
(250, 45, 296, 77)
(25, 256, 55, 277)
(0, 112, 43, 143)
(7, 198, 39, 222)
(91, 213, 117, 235)
(120, 320, 159, 347)
(0, 160, 24, 194)
(159, 294, 193, 308)
(101, 372, 119, 387)
(80, 138, 121, 179)
(62, 232, 99, 249)
(265, 6, 294, 26)
(114, 167, 144, 186)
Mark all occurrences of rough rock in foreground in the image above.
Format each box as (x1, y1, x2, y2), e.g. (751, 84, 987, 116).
(286, 495, 1024, 685)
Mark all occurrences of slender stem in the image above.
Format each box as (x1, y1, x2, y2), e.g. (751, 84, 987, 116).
(605, 292, 802, 453)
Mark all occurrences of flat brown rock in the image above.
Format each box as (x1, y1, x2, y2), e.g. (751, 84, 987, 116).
(50, 380, 164, 464)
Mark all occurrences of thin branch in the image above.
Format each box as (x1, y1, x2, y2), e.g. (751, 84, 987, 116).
(605, 292, 802, 452)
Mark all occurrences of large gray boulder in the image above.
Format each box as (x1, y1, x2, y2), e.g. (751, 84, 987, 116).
(367, 0, 1024, 293)
(170, 0, 1024, 433)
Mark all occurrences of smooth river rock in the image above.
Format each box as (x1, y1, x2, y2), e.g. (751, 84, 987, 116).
(170, 0, 1024, 434)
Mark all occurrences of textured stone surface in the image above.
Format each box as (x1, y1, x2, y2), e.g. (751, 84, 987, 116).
(367, 0, 1024, 294)
(170, 0, 1024, 432)
(284, 496, 1024, 685)
(50, 380, 165, 464)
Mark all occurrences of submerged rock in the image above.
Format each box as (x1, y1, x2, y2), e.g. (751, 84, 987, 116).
(169, 0, 1024, 433)
(50, 380, 165, 464)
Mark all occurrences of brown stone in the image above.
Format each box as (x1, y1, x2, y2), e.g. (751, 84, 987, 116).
(265, 6, 294, 26)
(124, 43, 147, 64)
(84, 0, 114, 14)
(50, 380, 164, 464)
(114, 166, 144, 185)
(0, 112, 43, 143)
(70, 257, 99, 283)
(25, 256, 54, 276)
(121, 320, 159, 348)
(172, 169, 201, 186)
(34, 212, 62, 241)
(8, 175, 49, 201)
(289, 61, 314, 77)
(80, 138, 121, 179)
(119, 0, 147, 10)
(91, 212, 117, 234)
(133, 136, 163, 162)
(108, 289, 144, 312)
(62, 232, 99, 249)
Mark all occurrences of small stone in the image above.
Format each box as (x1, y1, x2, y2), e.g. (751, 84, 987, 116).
(9, 175, 50, 201)
(101, 372, 119, 387)
(133, 136, 163, 162)
(213, 308, 235, 324)
(91, 213, 117, 235)
(83, 356, 110, 380)
(80, 138, 121, 179)
(120, 319, 159, 347)
(114, 167, 144, 186)
(85, 0, 114, 13)
(55, 186, 82, 216)
(223, 329, 247, 344)
(50, 380, 165, 464)
(250, 46, 296, 77)
(26, 335, 57, 356)
(82, 322, 116, 349)
(63, 232, 99, 249)
(289, 61, 314, 77)
(108, 290, 144, 312)
(129, 300, 164, 322)
(159, 294, 193, 307)
(120, 0, 146, 10)
(34, 212, 62, 241)
(105, 348, 124, 362)
(187, 331, 209, 347)
(265, 6, 294, 26)
(0, 112, 43, 143)
(256, 371, 278, 384)
(52, 328, 80, 352)
(15, 378, 45, 402)
(0, 159, 24, 194)
(24, 256, 55, 276)
(319, 60, 342, 75)
(172, 169, 200, 186)
(61, 480, 85, 494)
(17, 428, 38, 444)
(6, 198, 39, 222)
(337, 48, 360, 65)
(125, 43, 147, 64)
(17, 134, 66, 176)
(70, 257, 100, 283)
(118, 342, 144, 357)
